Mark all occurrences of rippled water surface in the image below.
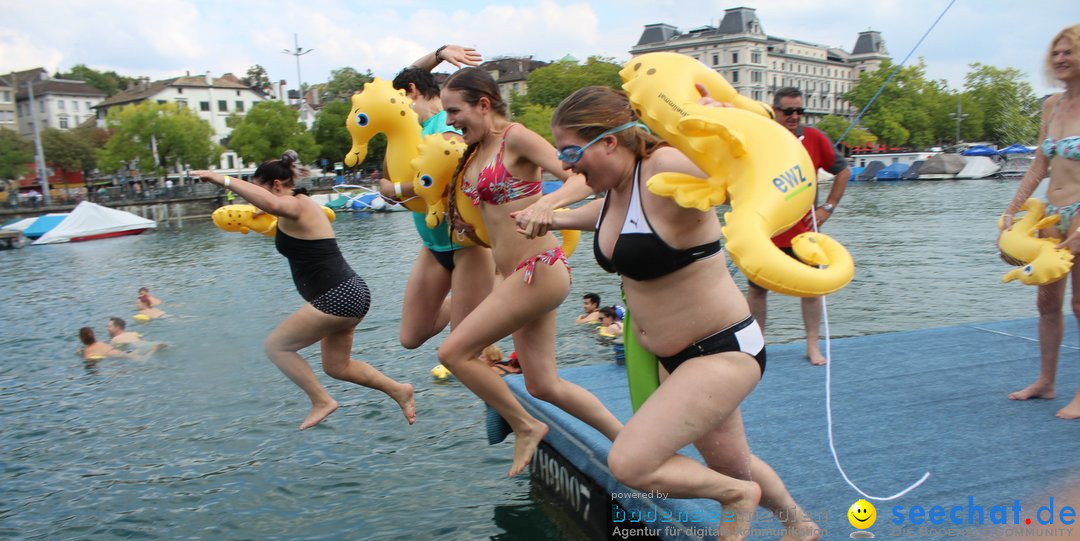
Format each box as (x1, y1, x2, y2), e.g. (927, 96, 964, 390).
(0, 179, 1040, 538)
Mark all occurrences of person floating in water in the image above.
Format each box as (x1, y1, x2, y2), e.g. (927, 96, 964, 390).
(137, 287, 162, 307)
(191, 150, 415, 430)
(106, 317, 142, 345)
(136, 295, 166, 320)
(575, 292, 602, 324)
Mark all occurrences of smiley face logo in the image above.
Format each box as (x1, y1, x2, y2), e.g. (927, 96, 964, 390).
(848, 499, 877, 529)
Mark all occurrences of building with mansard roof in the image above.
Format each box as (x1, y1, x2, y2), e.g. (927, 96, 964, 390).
(630, 6, 890, 124)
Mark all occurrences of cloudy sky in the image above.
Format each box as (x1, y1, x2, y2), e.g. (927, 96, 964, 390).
(0, 0, 1071, 97)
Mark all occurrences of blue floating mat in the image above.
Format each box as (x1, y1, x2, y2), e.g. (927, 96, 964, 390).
(497, 317, 1080, 540)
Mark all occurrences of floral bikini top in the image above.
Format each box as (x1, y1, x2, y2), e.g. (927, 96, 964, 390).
(461, 124, 542, 206)
(1043, 136, 1080, 161)
(1041, 96, 1080, 162)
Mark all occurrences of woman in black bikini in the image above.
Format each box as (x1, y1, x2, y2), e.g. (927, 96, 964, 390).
(192, 151, 415, 430)
(529, 87, 819, 541)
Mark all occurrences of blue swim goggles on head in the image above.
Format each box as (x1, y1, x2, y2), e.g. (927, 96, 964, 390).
(557, 121, 650, 164)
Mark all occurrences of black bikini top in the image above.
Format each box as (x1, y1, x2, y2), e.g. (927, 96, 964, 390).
(593, 162, 721, 281)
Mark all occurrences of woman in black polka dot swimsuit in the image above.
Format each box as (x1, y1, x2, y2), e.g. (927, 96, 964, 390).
(192, 151, 415, 431)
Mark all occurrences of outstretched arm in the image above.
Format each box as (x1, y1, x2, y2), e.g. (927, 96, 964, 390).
(513, 198, 603, 234)
(508, 127, 594, 237)
(410, 44, 483, 71)
(191, 171, 305, 220)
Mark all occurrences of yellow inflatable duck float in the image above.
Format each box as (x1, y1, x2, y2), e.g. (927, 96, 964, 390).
(431, 364, 453, 380)
(412, 133, 470, 229)
(212, 204, 336, 237)
(998, 198, 1074, 285)
(620, 52, 854, 297)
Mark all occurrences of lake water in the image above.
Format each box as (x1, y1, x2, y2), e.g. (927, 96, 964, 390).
(0, 178, 1044, 539)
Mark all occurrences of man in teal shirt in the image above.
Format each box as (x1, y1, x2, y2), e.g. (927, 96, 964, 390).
(378, 44, 494, 349)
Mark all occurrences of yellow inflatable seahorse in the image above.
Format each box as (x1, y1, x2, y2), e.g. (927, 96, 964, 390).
(343, 78, 426, 214)
(619, 52, 854, 297)
(411, 134, 467, 230)
(998, 198, 1074, 285)
(212, 204, 335, 237)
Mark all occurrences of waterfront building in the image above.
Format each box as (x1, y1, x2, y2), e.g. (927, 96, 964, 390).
(630, 6, 890, 125)
(0, 68, 46, 133)
(11, 69, 105, 136)
(93, 73, 264, 143)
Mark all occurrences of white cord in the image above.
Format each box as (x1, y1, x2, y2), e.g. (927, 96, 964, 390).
(809, 203, 931, 501)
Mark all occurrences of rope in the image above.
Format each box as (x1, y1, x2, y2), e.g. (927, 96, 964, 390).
(807, 0, 957, 500)
(809, 182, 930, 501)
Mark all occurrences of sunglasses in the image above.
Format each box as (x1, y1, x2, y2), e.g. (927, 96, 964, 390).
(777, 107, 806, 116)
(557, 121, 649, 164)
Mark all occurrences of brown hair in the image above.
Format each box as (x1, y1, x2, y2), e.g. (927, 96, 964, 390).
(252, 150, 311, 191)
(1047, 24, 1080, 87)
(552, 86, 665, 160)
(79, 327, 96, 345)
(481, 344, 504, 364)
(443, 68, 508, 246)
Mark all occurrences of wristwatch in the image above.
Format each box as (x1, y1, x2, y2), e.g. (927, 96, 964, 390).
(820, 203, 835, 213)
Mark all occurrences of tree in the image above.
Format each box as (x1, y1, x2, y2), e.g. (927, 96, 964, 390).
(320, 67, 374, 103)
(520, 57, 622, 110)
(241, 64, 273, 96)
(228, 101, 319, 165)
(40, 128, 97, 173)
(55, 64, 138, 97)
(814, 115, 876, 147)
(516, 104, 556, 144)
(311, 100, 357, 167)
(98, 101, 221, 176)
(0, 129, 33, 180)
(844, 59, 954, 148)
(964, 63, 1040, 145)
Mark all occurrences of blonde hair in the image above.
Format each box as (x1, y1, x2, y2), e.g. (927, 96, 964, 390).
(481, 344, 504, 364)
(1047, 24, 1080, 87)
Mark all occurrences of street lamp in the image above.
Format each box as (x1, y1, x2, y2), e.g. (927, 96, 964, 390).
(281, 34, 313, 103)
(949, 99, 967, 146)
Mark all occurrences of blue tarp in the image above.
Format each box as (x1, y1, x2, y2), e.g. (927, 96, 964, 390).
(542, 181, 563, 195)
(875, 162, 910, 180)
(961, 145, 998, 156)
(22, 214, 68, 239)
(999, 144, 1035, 155)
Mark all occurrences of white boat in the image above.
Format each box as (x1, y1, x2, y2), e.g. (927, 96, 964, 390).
(328, 185, 407, 212)
(955, 156, 1001, 180)
(32, 201, 156, 245)
(998, 155, 1034, 179)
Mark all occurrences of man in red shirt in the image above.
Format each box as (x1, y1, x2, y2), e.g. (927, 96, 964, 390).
(747, 87, 851, 365)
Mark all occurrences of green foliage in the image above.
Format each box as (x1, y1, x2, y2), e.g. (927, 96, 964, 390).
(521, 56, 622, 109)
(228, 101, 319, 165)
(55, 64, 138, 97)
(98, 102, 222, 175)
(516, 104, 556, 144)
(242, 65, 272, 95)
(0, 129, 34, 179)
(964, 63, 1040, 145)
(40, 128, 97, 172)
(311, 100, 355, 166)
(814, 115, 876, 147)
(844, 59, 950, 148)
(320, 67, 374, 103)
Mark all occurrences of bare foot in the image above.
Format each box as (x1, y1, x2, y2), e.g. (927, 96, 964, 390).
(393, 383, 416, 425)
(719, 480, 761, 541)
(806, 348, 826, 366)
(1008, 381, 1055, 400)
(1056, 391, 1080, 419)
(299, 399, 339, 430)
(508, 421, 549, 476)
